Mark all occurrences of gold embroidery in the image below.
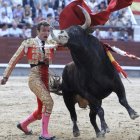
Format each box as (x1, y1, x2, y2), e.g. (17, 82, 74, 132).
(28, 66, 53, 114)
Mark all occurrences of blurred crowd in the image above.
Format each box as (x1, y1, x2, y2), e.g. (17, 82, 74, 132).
(93, 27, 133, 42)
(0, 0, 133, 40)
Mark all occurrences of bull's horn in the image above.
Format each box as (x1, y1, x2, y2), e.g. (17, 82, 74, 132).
(78, 5, 91, 29)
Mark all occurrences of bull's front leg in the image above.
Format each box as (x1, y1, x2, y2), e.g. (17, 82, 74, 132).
(80, 90, 110, 137)
(89, 109, 101, 137)
(63, 93, 80, 137)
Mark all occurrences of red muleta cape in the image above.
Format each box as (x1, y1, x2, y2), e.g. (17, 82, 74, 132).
(59, 0, 133, 30)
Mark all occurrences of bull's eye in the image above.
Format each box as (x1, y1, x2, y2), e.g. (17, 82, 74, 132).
(60, 30, 64, 33)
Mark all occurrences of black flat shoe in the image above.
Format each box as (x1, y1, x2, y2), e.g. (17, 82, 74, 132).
(38, 136, 56, 140)
(17, 123, 33, 135)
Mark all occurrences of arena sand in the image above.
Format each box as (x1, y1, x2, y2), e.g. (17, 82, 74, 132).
(0, 77, 140, 140)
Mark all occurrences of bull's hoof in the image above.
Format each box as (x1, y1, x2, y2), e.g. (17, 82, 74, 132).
(101, 125, 110, 134)
(105, 128, 110, 133)
(130, 112, 139, 120)
(73, 131, 80, 137)
(96, 131, 105, 138)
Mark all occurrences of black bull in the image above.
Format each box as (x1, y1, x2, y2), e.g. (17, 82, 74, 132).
(50, 25, 139, 138)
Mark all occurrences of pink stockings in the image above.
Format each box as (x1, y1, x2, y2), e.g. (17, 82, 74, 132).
(20, 113, 36, 133)
(20, 113, 52, 138)
(19, 98, 52, 138)
(19, 97, 42, 133)
(41, 113, 52, 138)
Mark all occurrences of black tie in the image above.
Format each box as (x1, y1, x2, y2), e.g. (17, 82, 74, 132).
(41, 41, 45, 54)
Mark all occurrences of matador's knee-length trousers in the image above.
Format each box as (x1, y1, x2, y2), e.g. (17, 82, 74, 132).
(28, 65, 53, 119)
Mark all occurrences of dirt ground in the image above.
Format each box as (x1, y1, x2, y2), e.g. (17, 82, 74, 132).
(0, 77, 140, 140)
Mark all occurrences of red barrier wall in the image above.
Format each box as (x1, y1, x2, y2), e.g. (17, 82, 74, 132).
(0, 37, 140, 66)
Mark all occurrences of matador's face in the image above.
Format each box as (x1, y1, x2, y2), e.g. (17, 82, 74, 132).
(38, 25, 51, 41)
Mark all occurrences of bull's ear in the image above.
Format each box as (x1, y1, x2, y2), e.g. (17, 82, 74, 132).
(77, 5, 91, 29)
(86, 27, 94, 34)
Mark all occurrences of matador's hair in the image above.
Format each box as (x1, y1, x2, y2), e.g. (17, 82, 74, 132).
(37, 20, 50, 31)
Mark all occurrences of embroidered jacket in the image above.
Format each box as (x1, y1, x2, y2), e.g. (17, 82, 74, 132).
(3, 37, 57, 78)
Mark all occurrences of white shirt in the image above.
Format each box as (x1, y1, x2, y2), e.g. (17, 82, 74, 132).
(0, 28, 9, 37)
(9, 27, 22, 37)
(22, 28, 31, 38)
(0, 15, 12, 24)
(11, 0, 23, 6)
(0, 6, 13, 19)
(42, 7, 55, 18)
(35, 36, 57, 49)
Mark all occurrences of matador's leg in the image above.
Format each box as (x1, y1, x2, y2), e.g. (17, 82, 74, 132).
(28, 66, 54, 139)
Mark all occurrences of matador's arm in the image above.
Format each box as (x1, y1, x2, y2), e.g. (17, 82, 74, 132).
(1, 41, 26, 85)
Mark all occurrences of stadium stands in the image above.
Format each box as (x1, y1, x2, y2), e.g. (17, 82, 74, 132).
(0, 0, 140, 67)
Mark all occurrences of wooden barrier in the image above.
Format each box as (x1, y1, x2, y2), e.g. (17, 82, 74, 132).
(0, 37, 140, 66)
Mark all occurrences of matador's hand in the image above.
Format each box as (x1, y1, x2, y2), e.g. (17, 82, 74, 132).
(1, 77, 8, 85)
